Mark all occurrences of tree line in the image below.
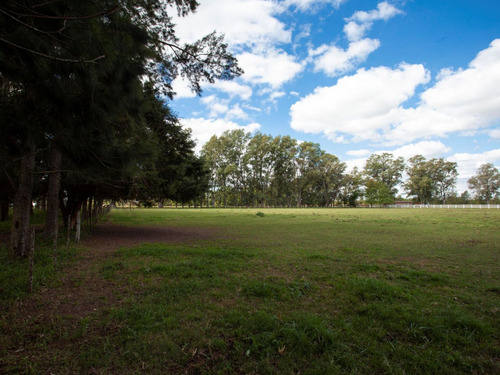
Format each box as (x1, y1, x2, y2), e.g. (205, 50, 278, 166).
(0, 0, 241, 259)
(199, 130, 500, 208)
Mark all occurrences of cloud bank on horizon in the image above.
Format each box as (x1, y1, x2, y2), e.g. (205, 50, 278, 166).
(169, 0, 500, 192)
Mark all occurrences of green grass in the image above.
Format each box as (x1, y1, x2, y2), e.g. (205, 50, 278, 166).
(1, 208, 499, 374)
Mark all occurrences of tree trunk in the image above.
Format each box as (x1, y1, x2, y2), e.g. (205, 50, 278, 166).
(75, 206, 81, 243)
(10, 148, 36, 259)
(45, 146, 62, 240)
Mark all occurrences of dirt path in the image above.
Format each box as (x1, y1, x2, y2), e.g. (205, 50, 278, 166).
(10, 223, 216, 319)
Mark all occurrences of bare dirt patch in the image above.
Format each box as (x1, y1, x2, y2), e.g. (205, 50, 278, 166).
(6, 224, 218, 321)
(83, 223, 215, 254)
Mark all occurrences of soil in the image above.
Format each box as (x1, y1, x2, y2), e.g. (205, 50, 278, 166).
(5, 223, 217, 320)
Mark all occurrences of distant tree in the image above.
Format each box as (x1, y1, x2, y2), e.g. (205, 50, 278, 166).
(404, 155, 434, 204)
(246, 133, 274, 207)
(432, 158, 458, 204)
(364, 152, 405, 193)
(364, 179, 395, 207)
(270, 136, 297, 207)
(405, 156, 457, 204)
(468, 163, 500, 204)
(339, 167, 363, 207)
(316, 153, 346, 207)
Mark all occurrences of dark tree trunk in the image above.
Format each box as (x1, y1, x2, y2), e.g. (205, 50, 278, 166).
(10, 147, 36, 259)
(45, 146, 62, 240)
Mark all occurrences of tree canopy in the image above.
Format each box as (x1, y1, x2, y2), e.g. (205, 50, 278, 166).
(0, 0, 242, 258)
(468, 163, 500, 204)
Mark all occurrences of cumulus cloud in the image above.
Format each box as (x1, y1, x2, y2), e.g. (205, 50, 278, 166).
(489, 128, 500, 139)
(200, 96, 251, 121)
(237, 49, 304, 88)
(226, 104, 249, 120)
(449, 149, 500, 192)
(181, 118, 261, 152)
(285, 0, 348, 12)
(290, 63, 430, 142)
(385, 39, 500, 143)
(201, 95, 229, 118)
(270, 91, 286, 100)
(208, 81, 253, 100)
(292, 39, 500, 146)
(172, 0, 290, 48)
(312, 38, 380, 76)
(421, 39, 500, 123)
(347, 2, 403, 26)
(171, 77, 197, 99)
(389, 141, 452, 159)
(346, 149, 371, 157)
(311, 2, 402, 76)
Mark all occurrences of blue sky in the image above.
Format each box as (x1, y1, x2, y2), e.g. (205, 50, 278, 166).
(169, 0, 500, 193)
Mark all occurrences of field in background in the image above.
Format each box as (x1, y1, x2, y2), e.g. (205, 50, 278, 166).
(1, 208, 499, 374)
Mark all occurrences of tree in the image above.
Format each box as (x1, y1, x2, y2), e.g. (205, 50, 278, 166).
(405, 156, 457, 204)
(468, 163, 500, 204)
(339, 167, 363, 207)
(246, 133, 273, 207)
(316, 153, 346, 207)
(1, 0, 242, 258)
(432, 158, 458, 204)
(364, 152, 405, 193)
(404, 155, 434, 204)
(364, 179, 395, 207)
(270, 136, 297, 207)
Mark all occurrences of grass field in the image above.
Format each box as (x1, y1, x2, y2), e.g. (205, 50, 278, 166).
(1, 208, 499, 374)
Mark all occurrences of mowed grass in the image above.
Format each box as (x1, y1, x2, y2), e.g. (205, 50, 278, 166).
(2, 208, 500, 374)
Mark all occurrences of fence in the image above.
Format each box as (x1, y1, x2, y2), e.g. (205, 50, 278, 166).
(389, 204, 500, 209)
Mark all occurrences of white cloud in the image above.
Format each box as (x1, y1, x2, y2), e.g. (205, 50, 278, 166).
(293, 40, 500, 147)
(420, 39, 500, 124)
(489, 128, 500, 139)
(226, 104, 249, 120)
(345, 158, 366, 173)
(311, 2, 402, 76)
(343, 21, 370, 43)
(449, 149, 500, 192)
(207, 80, 253, 100)
(386, 39, 500, 143)
(201, 95, 229, 118)
(270, 91, 286, 100)
(290, 63, 430, 142)
(390, 141, 452, 159)
(312, 38, 380, 76)
(172, 0, 290, 49)
(346, 149, 371, 157)
(347, 2, 403, 25)
(285, 0, 347, 12)
(181, 118, 261, 152)
(237, 49, 304, 88)
(172, 77, 197, 99)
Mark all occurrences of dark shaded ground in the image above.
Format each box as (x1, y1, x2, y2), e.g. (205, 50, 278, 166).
(6, 223, 216, 319)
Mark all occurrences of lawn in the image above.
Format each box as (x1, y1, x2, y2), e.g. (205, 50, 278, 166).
(1, 208, 499, 374)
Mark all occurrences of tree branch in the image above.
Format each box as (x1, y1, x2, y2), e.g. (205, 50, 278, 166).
(4, 4, 120, 21)
(0, 37, 106, 63)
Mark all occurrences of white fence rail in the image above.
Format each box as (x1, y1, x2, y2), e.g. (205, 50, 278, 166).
(389, 204, 500, 209)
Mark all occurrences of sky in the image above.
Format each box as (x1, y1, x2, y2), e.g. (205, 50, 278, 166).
(168, 0, 500, 193)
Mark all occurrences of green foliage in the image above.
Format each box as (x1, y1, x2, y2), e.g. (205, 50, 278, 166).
(405, 155, 458, 204)
(468, 163, 500, 203)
